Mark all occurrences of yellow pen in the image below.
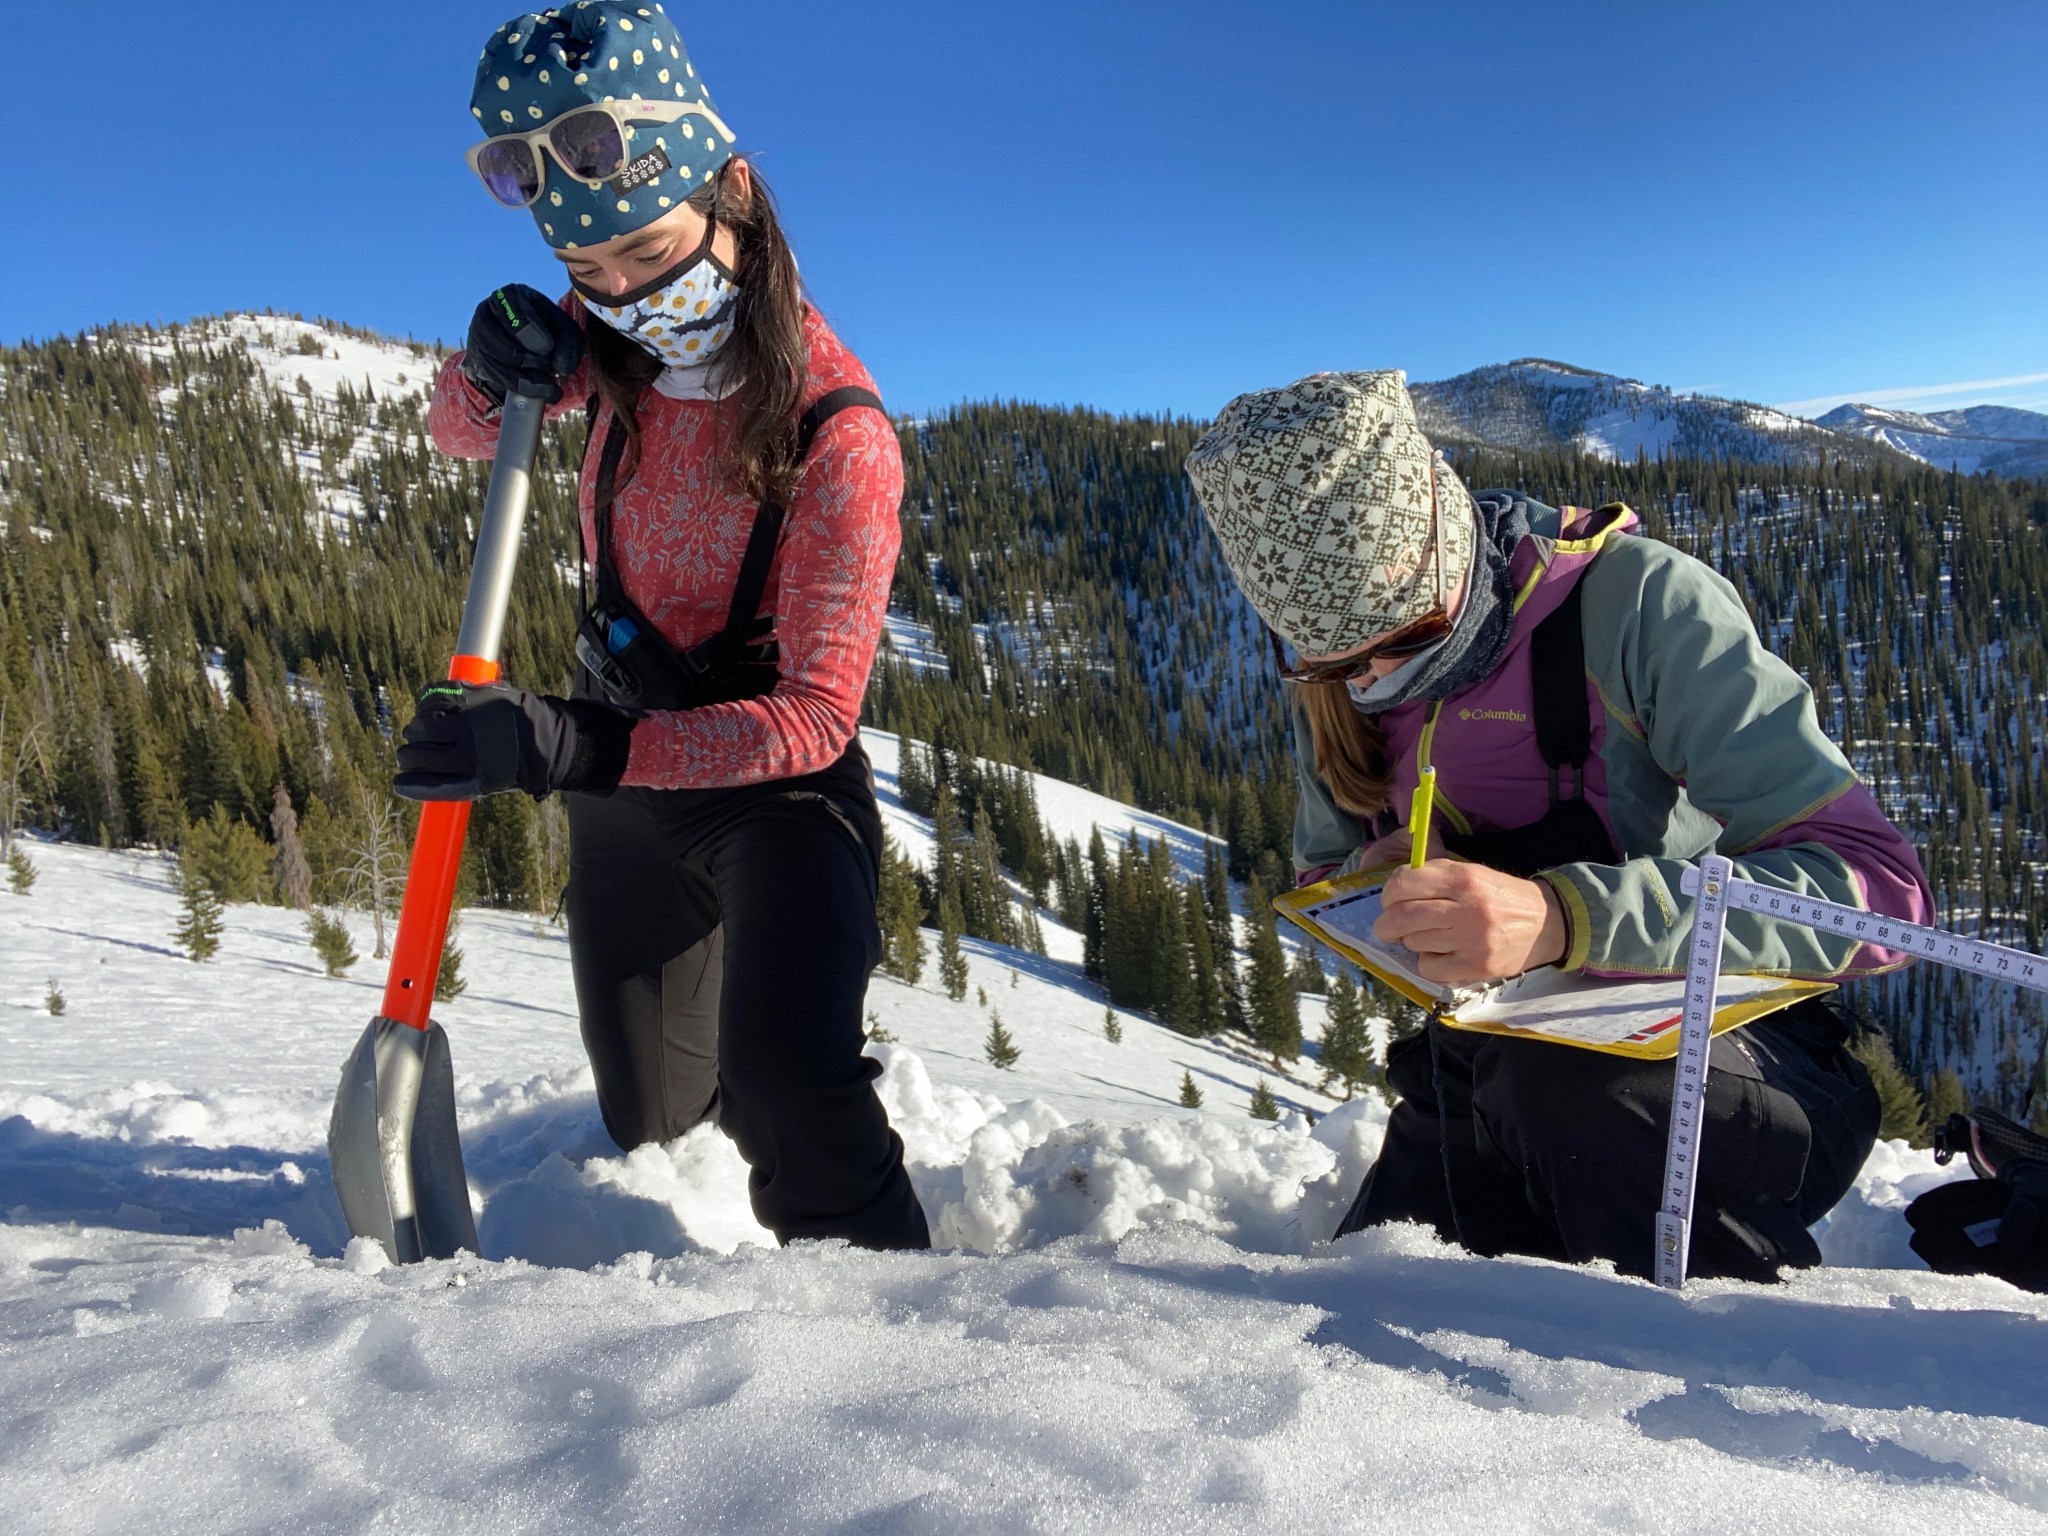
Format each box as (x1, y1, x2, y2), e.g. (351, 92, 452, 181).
(1408, 766, 1437, 870)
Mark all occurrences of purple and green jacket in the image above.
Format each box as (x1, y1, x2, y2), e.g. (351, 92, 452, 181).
(1291, 498, 1933, 980)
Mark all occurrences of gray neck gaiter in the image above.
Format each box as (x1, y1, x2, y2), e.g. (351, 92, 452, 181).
(1348, 494, 1534, 717)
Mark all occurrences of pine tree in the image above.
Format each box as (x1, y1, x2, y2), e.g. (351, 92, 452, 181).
(270, 781, 312, 911)
(1849, 1030, 1928, 1146)
(897, 738, 935, 817)
(174, 855, 224, 962)
(1924, 1067, 1970, 1133)
(44, 978, 65, 1016)
(984, 1010, 1020, 1069)
(1178, 1070, 1203, 1108)
(877, 834, 927, 985)
(1184, 882, 1226, 1036)
(1102, 1005, 1123, 1044)
(436, 918, 468, 1002)
(1243, 881, 1301, 1065)
(1083, 827, 1111, 981)
(1248, 1078, 1281, 1121)
(938, 895, 970, 1001)
(1202, 840, 1244, 1033)
(182, 803, 272, 904)
(1289, 941, 1327, 996)
(306, 908, 358, 977)
(1318, 973, 1375, 1100)
(6, 844, 35, 895)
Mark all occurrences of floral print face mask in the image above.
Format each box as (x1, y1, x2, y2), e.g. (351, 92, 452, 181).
(573, 213, 739, 371)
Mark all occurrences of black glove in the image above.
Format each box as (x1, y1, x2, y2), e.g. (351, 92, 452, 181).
(460, 284, 584, 406)
(393, 682, 631, 802)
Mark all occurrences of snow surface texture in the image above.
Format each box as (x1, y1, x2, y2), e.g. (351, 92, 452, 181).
(4, 771, 2043, 1527)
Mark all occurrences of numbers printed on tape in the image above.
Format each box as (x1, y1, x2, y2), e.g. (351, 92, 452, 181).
(1717, 881, 2048, 993)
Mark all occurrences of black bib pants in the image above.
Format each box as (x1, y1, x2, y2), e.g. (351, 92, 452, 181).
(564, 744, 930, 1250)
(559, 387, 927, 1252)
(1334, 575, 1879, 1282)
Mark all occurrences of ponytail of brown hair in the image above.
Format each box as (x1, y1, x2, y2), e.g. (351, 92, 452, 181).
(1298, 680, 1395, 821)
(584, 155, 809, 503)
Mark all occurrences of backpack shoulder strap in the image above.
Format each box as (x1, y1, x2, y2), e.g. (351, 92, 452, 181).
(723, 386, 887, 635)
(587, 410, 632, 606)
(1528, 563, 1593, 779)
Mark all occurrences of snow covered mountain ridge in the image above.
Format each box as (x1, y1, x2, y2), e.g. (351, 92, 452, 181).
(1815, 400, 2048, 479)
(1410, 357, 2048, 477)
(81, 315, 2045, 478)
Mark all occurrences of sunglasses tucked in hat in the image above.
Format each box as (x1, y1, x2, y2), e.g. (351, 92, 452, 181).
(470, 3, 735, 250)
(1185, 370, 1478, 660)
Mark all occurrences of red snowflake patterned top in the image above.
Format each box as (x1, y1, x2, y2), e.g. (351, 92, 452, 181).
(428, 304, 903, 790)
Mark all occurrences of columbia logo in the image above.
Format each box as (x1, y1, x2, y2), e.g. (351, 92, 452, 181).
(1458, 707, 1529, 723)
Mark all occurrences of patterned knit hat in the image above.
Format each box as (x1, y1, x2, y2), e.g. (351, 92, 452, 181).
(1185, 370, 1477, 658)
(471, 3, 735, 250)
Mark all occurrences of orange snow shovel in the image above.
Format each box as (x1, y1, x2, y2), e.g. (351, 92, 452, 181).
(327, 389, 547, 1263)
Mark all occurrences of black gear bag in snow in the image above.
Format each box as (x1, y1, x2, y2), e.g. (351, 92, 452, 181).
(1905, 1107, 2048, 1292)
(573, 386, 885, 710)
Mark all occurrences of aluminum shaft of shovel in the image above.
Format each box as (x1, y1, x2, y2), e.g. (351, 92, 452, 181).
(327, 389, 547, 1263)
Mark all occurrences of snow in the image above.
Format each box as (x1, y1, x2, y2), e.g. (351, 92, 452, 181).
(866, 726, 1222, 887)
(3, 829, 2043, 1529)
(127, 313, 438, 407)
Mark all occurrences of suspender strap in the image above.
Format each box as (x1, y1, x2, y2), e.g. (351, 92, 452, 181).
(589, 412, 632, 607)
(1528, 566, 1593, 783)
(721, 385, 885, 636)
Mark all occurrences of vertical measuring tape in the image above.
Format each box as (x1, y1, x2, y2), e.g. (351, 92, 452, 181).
(1657, 853, 1733, 1290)
(1658, 860, 2048, 1289)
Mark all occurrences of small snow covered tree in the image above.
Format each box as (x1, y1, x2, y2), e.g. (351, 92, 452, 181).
(306, 909, 358, 977)
(984, 1010, 1020, 1070)
(6, 843, 36, 896)
(44, 978, 65, 1016)
(174, 856, 225, 962)
(1178, 1071, 1203, 1109)
(1102, 1006, 1123, 1044)
(1318, 973, 1375, 1100)
(1249, 1078, 1281, 1121)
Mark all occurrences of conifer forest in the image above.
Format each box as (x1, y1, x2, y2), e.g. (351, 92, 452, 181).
(2, 316, 2044, 1116)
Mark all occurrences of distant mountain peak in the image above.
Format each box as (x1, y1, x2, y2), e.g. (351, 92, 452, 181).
(1407, 359, 2043, 476)
(1812, 400, 2048, 478)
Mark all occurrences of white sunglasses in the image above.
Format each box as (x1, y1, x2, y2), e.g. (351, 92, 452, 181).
(466, 99, 735, 209)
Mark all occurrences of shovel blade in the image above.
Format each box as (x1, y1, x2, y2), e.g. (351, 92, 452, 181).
(328, 1016, 478, 1264)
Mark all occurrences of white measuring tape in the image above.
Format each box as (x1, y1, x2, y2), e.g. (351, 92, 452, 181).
(1658, 858, 2048, 1290)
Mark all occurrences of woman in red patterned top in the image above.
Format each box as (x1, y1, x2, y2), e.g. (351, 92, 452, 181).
(393, 3, 927, 1250)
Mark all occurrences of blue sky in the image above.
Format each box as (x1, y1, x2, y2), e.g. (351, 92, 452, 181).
(2, 1, 2042, 419)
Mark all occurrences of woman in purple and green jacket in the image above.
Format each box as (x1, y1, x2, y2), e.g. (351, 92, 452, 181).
(1186, 369, 1933, 1281)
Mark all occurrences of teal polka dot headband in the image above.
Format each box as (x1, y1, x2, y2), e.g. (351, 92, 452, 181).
(469, 3, 737, 250)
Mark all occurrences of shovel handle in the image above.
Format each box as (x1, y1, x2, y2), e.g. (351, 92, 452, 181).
(380, 393, 548, 1028)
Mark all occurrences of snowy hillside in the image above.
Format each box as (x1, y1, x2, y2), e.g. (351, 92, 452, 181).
(1412, 359, 1880, 469)
(121, 311, 441, 406)
(8, 743, 2047, 1528)
(1816, 401, 2048, 478)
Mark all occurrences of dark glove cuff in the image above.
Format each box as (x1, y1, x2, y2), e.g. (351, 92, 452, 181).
(556, 699, 634, 795)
